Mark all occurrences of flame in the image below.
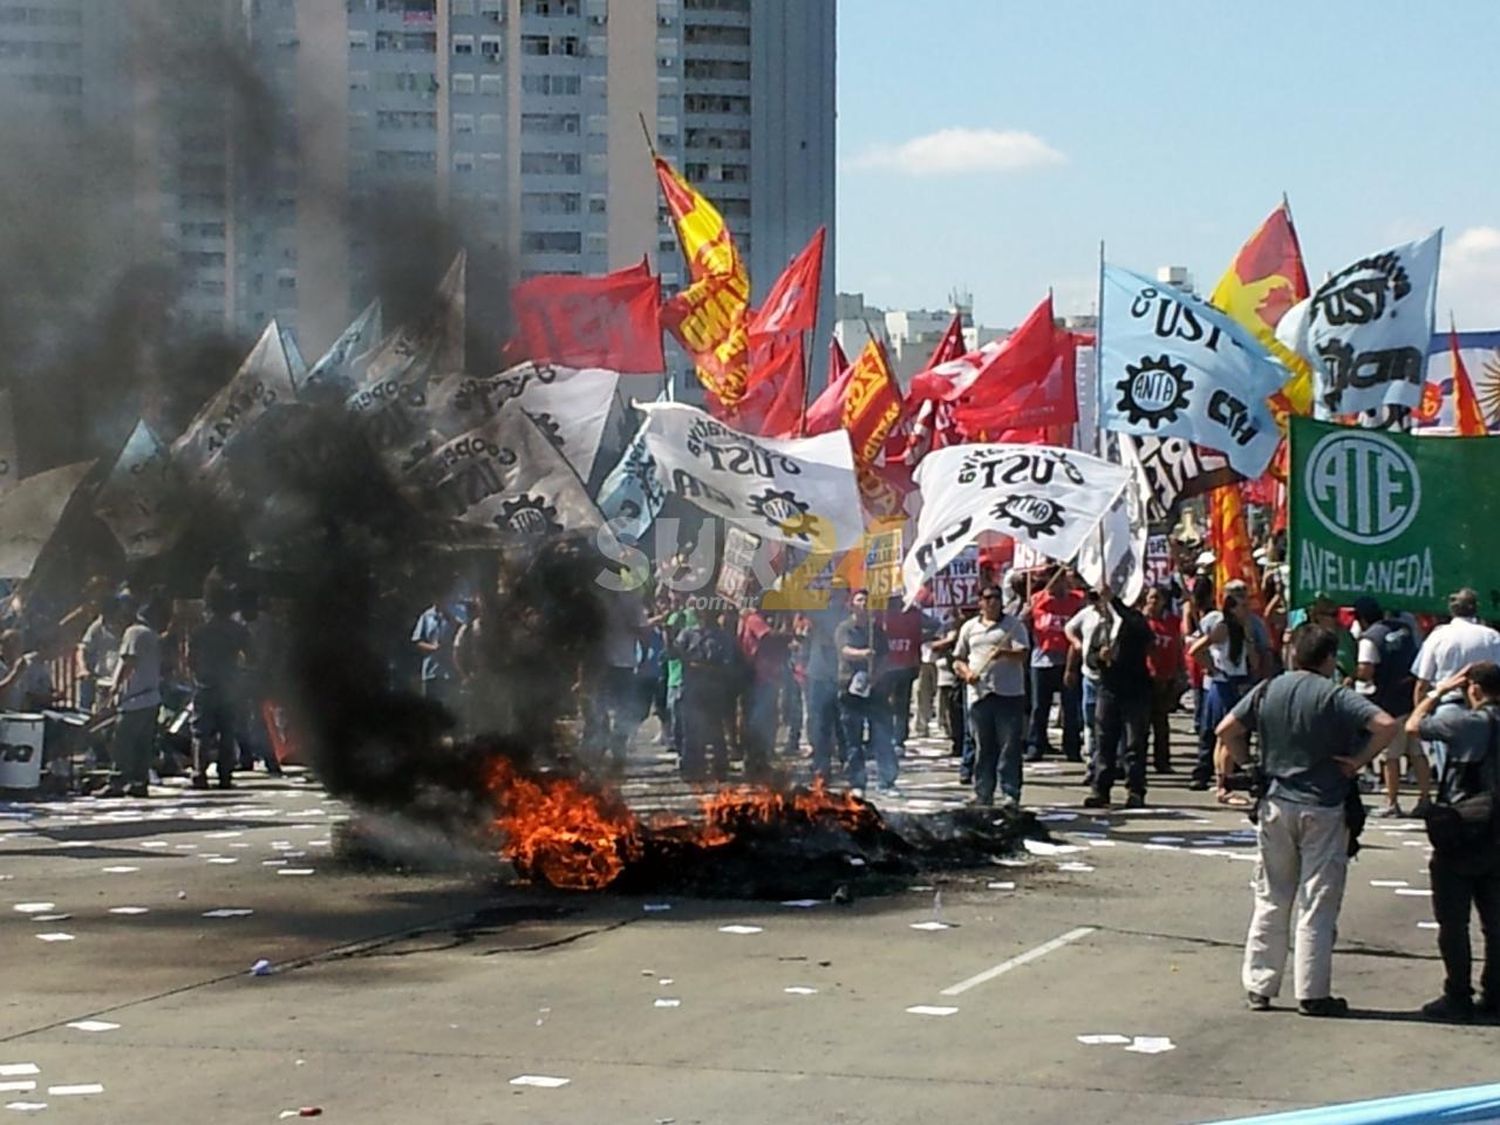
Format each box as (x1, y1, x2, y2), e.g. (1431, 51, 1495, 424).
(487, 759, 642, 890)
(698, 779, 878, 844)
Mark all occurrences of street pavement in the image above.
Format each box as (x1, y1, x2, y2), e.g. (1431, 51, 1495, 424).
(2, 715, 1497, 1124)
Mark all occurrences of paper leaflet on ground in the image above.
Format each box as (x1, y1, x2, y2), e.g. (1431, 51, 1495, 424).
(92, 419, 186, 560)
(399, 399, 604, 543)
(902, 443, 1131, 604)
(635, 400, 866, 552)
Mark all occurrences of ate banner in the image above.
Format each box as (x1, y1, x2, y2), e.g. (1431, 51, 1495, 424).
(1289, 416, 1500, 613)
(902, 443, 1131, 603)
(510, 260, 665, 374)
(635, 401, 866, 552)
(1299, 231, 1442, 420)
(1099, 264, 1284, 479)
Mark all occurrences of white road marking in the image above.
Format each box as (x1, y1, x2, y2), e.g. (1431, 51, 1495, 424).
(939, 926, 1096, 997)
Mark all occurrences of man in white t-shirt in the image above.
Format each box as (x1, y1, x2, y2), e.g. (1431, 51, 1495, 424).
(1064, 594, 1111, 780)
(1411, 588, 1500, 785)
(103, 597, 164, 799)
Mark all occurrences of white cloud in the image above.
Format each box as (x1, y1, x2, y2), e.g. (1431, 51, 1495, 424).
(848, 127, 1064, 176)
(1439, 226, 1500, 328)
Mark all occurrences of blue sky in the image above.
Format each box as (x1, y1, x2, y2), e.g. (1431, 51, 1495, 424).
(836, 1, 1500, 328)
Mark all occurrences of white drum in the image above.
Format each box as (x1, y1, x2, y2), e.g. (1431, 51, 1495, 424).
(0, 712, 45, 790)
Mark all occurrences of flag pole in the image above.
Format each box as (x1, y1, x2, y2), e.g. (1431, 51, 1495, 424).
(1094, 240, 1106, 458)
(638, 112, 659, 160)
(798, 329, 812, 436)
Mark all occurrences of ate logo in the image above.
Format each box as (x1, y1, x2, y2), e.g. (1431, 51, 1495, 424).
(990, 495, 1066, 539)
(1116, 354, 1192, 428)
(748, 488, 819, 541)
(494, 495, 562, 536)
(1305, 430, 1421, 546)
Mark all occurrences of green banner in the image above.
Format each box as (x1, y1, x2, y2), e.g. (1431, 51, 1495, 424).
(1290, 416, 1500, 612)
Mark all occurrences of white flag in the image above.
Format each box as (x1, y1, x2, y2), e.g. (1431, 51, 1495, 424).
(0, 460, 94, 581)
(93, 420, 185, 560)
(426, 363, 620, 481)
(172, 320, 297, 477)
(1075, 437, 1150, 604)
(596, 399, 666, 543)
(1303, 230, 1441, 419)
(356, 251, 465, 388)
(298, 299, 382, 398)
(0, 390, 17, 498)
(636, 401, 866, 551)
(903, 443, 1130, 603)
(402, 402, 603, 540)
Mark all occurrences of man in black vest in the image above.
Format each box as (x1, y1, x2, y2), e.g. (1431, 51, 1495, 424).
(1405, 661, 1500, 1021)
(1354, 596, 1427, 818)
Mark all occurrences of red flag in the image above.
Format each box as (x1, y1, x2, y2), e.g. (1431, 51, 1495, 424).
(804, 339, 851, 435)
(926, 313, 967, 368)
(747, 226, 825, 340)
(509, 259, 664, 373)
(712, 335, 805, 438)
(842, 338, 904, 465)
(1451, 320, 1488, 436)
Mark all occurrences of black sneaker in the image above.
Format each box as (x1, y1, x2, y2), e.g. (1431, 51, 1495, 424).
(216, 776, 235, 790)
(1298, 996, 1349, 1018)
(958, 772, 973, 786)
(1246, 992, 1272, 1012)
(1082, 793, 1110, 809)
(1421, 994, 1475, 1022)
(124, 783, 149, 799)
(1187, 778, 1211, 791)
(190, 774, 209, 791)
(98, 785, 126, 799)
(1125, 792, 1147, 809)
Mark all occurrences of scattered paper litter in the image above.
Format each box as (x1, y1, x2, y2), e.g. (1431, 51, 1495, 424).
(1076, 1034, 1131, 1046)
(783, 987, 818, 995)
(653, 999, 681, 1008)
(905, 1005, 958, 1016)
(249, 959, 273, 977)
(263, 859, 288, 866)
(29, 914, 70, 923)
(46, 1085, 104, 1096)
(11, 904, 54, 914)
(205, 857, 239, 865)
(1023, 839, 1082, 856)
(3, 1103, 45, 1112)
(100, 866, 139, 874)
(0, 1068, 39, 1078)
(780, 899, 821, 908)
(1088, 840, 1118, 848)
(993, 857, 1030, 867)
(1056, 862, 1096, 873)
(1418, 921, 1440, 930)
(0, 1082, 35, 1093)
(65, 1021, 119, 1033)
(108, 907, 149, 915)
(909, 921, 951, 931)
(204, 831, 242, 839)
(1370, 880, 1409, 888)
(276, 868, 315, 876)
(509, 1075, 570, 1088)
(202, 908, 254, 918)
(642, 903, 672, 913)
(1395, 888, 1433, 897)
(718, 924, 763, 935)
(1124, 1036, 1176, 1055)
(1147, 836, 1187, 844)
(986, 881, 1015, 891)
(657, 978, 673, 986)
(35, 933, 73, 942)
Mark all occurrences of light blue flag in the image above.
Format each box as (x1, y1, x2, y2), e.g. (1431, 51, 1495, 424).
(595, 394, 667, 544)
(1098, 264, 1284, 479)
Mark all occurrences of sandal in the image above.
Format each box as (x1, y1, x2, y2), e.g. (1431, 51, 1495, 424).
(1217, 789, 1252, 808)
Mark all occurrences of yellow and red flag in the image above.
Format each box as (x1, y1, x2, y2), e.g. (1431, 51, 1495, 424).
(1209, 482, 1261, 607)
(654, 156, 751, 405)
(1450, 320, 1488, 436)
(842, 338, 904, 467)
(1210, 202, 1314, 448)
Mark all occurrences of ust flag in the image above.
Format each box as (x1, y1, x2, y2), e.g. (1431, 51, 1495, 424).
(1303, 230, 1442, 419)
(1099, 264, 1284, 479)
(635, 401, 865, 551)
(655, 157, 751, 406)
(902, 443, 1131, 603)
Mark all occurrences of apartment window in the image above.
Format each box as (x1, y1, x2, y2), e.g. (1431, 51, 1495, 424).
(454, 152, 475, 173)
(585, 152, 607, 176)
(588, 195, 606, 214)
(522, 231, 582, 253)
(479, 74, 504, 95)
(682, 0, 749, 14)
(683, 23, 749, 46)
(350, 110, 371, 131)
(684, 93, 749, 114)
(586, 114, 607, 135)
(521, 0, 580, 13)
(684, 126, 748, 150)
(376, 149, 438, 171)
(479, 113, 503, 134)
(349, 69, 371, 91)
(374, 70, 439, 94)
(479, 0, 503, 19)
(376, 0, 435, 13)
(684, 58, 748, 81)
(720, 163, 748, 183)
(521, 112, 579, 134)
(521, 34, 549, 55)
(450, 0, 475, 12)
(277, 270, 297, 291)
(480, 153, 504, 174)
(522, 191, 581, 214)
(521, 73, 581, 96)
(520, 151, 581, 174)
(719, 198, 750, 218)
(453, 34, 474, 54)
(479, 34, 502, 61)
(349, 30, 370, 50)
(481, 192, 502, 213)
(453, 113, 474, 133)
(586, 35, 605, 57)
(376, 30, 436, 51)
(451, 73, 475, 94)
(377, 109, 437, 129)
(658, 133, 678, 148)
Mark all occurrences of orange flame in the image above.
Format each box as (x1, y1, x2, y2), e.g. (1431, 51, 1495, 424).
(487, 759, 642, 890)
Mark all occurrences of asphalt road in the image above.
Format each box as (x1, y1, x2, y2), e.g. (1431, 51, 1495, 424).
(2, 717, 1496, 1124)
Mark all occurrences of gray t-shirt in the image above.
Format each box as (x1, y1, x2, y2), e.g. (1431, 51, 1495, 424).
(834, 615, 887, 689)
(1232, 671, 1380, 807)
(1418, 703, 1500, 805)
(117, 623, 162, 713)
(954, 614, 1028, 703)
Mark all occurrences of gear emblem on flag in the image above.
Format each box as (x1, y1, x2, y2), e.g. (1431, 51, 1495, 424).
(1117, 354, 1192, 428)
(749, 487, 818, 541)
(990, 495, 1066, 539)
(495, 495, 562, 536)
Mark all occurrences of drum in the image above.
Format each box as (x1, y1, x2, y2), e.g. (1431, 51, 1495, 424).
(0, 712, 45, 790)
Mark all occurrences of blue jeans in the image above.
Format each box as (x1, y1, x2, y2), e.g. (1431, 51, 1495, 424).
(970, 693, 1026, 804)
(838, 691, 897, 791)
(1028, 663, 1081, 758)
(807, 677, 841, 779)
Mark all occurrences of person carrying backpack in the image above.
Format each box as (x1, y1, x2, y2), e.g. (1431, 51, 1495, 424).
(1404, 661, 1500, 1022)
(1353, 596, 1427, 818)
